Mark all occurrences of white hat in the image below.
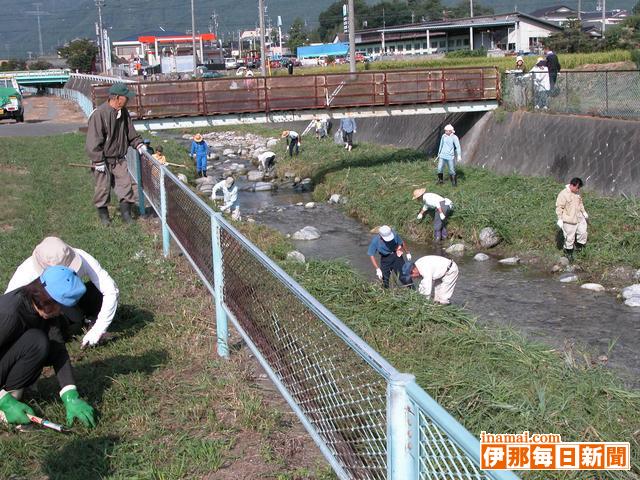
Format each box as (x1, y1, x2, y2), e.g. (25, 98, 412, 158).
(444, 124, 455, 132)
(516, 55, 523, 62)
(31, 237, 82, 275)
(379, 225, 394, 242)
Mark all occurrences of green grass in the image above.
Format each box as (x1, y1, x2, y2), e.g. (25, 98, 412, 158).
(0, 134, 332, 479)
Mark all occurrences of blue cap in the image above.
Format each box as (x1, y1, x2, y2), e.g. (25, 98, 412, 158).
(40, 266, 86, 307)
(400, 262, 415, 286)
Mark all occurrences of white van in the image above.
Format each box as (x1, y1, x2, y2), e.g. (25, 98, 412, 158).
(224, 58, 238, 70)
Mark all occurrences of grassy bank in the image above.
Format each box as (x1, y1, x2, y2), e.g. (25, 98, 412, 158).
(274, 50, 632, 76)
(0, 134, 331, 479)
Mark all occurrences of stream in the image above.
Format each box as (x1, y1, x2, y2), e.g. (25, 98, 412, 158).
(167, 134, 640, 389)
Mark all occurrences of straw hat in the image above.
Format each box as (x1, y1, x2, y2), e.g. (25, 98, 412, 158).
(193, 133, 203, 142)
(280, 130, 289, 138)
(412, 188, 426, 200)
(31, 236, 82, 275)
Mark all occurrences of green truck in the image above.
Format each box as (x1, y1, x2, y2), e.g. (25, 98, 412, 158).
(0, 78, 24, 123)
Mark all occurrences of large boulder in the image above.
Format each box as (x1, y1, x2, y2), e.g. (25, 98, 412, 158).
(286, 250, 306, 263)
(266, 138, 279, 148)
(479, 227, 501, 248)
(247, 170, 265, 182)
(625, 296, 640, 307)
(329, 194, 342, 204)
(474, 253, 490, 261)
(253, 182, 274, 191)
(445, 244, 465, 255)
(581, 283, 605, 292)
(222, 148, 235, 156)
(622, 284, 640, 299)
(559, 273, 578, 283)
(499, 257, 520, 265)
(293, 226, 321, 240)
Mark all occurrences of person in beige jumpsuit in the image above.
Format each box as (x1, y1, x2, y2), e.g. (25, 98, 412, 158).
(400, 255, 459, 305)
(85, 83, 147, 226)
(555, 177, 588, 262)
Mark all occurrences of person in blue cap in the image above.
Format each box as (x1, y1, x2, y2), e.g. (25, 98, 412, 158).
(0, 266, 96, 428)
(367, 225, 412, 288)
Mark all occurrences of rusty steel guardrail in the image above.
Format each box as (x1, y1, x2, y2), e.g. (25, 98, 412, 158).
(92, 67, 499, 119)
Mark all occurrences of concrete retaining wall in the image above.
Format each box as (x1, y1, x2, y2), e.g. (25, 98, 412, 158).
(461, 111, 640, 197)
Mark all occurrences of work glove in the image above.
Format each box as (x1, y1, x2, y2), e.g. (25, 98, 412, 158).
(406, 253, 412, 261)
(583, 212, 589, 220)
(457, 156, 462, 162)
(94, 162, 107, 173)
(81, 328, 103, 349)
(556, 219, 563, 229)
(417, 213, 423, 220)
(61, 387, 96, 428)
(439, 212, 446, 221)
(0, 390, 34, 425)
(375, 268, 383, 280)
(136, 144, 148, 155)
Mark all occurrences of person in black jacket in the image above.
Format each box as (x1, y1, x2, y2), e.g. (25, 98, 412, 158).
(544, 46, 561, 92)
(0, 266, 96, 428)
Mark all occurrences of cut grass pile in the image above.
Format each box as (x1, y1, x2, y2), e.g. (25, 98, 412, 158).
(0, 133, 332, 480)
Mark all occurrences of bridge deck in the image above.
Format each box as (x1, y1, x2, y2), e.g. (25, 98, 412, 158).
(92, 67, 500, 120)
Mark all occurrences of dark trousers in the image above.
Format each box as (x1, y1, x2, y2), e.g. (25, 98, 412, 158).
(434, 203, 451, 240)
(342, 131, 353, 147)
(380, 253, 405, 288)
(0, 329, 50, 391)
(288, 137, 299, 156)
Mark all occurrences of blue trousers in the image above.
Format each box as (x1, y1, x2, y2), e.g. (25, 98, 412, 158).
(437, 157, 456, 175)
(196, 154, 207, 172)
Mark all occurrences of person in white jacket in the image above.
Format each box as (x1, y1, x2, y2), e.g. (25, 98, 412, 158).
(258, 151, 277, 173)
(211, 176, 240, 220)
(5, 236, 119, 348)
(530, 58, 550, 109)
(400, 255, 459, 305)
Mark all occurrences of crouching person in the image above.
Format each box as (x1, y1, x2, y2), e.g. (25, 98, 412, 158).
(400, 255, 458, 305)
(0, 266, 96, 427)
(212, 176, 240, 220)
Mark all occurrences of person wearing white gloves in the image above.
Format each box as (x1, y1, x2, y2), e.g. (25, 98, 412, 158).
(5, 237, 119, 348)
(367, 225, 411, 288)
(400, 256, 459, 305)
(413, 188, 453, 242)
(436, 124, 462, 187)
(85, 83, 146, 226)
(211, 176, 240, 221)
(555, 177, 588, 262)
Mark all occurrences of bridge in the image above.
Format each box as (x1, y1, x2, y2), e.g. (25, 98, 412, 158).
(90, 67, 500, 130)
(0, 69, 71, 89)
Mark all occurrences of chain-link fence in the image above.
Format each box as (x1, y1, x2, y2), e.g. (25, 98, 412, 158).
(126, 151, 518, 480)
(502, 70, 640, 118)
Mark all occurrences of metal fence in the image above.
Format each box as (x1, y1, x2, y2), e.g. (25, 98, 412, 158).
(127, 149, 518, 480)
(93, 67, 500, 120)
(502, 69, 640, 118)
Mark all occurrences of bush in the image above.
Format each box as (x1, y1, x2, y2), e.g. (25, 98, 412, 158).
(445, 47, 487, 58)
(632, 49, 640, 68)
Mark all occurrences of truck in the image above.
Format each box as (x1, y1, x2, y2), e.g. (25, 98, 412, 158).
(0, 78, 24, 123)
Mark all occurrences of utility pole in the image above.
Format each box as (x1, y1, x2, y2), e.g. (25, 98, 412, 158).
(191, 0, 197, 73)
(259, 0, 267, 76)
(25, 3, 49, 57)
(95, 0, 105, 73)
(470, 0, 474, 17)
(348, 0, 356, 73)
(601, 0, 606, 38)
(577, 0, 582, 20)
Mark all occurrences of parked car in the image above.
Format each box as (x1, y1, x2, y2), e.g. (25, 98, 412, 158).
(0, 80, 24, 123)
(224, 57, 238, 70)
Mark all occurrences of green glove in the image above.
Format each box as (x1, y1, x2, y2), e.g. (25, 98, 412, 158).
(61, 388, 96, 428)
(0, 391, 34, 425)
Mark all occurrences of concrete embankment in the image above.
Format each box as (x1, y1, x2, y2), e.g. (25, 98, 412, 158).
(284, 109, 639, 197)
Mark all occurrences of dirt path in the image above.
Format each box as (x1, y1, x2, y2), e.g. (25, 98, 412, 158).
(0, 94, 86, 137)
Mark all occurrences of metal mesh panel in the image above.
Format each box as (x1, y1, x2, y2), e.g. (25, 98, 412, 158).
(503, 70, 640, 118)
(139, 153, 161, 213)
(416, 409, 487, 480)
(219, 226, 388, 480)
(165, 180, 215, 288)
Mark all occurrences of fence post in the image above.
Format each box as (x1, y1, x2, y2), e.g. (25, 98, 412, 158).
(605, 71, 609, 115)
(387, 372, 417, 479)
(136, 152, 146, 216)
(159, 167, 170, 257)
(211, 213, 229, 358)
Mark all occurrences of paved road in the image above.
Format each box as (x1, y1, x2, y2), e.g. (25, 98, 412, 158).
(0, 94, 86, 137)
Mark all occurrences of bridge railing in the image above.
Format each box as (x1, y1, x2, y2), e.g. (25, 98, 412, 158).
(95, 67, 499, 119)
(126, 148, 517, 480)
(502, 69, 640, 119)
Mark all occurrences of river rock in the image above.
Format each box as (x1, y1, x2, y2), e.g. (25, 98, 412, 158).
(223, 148, 235, 156)
(634, 269, 640, 281)
(283, 171, 296, 179)
(293, 226, 321, 240)
(474, 253, 490, 261)
(247, 170, 264, 182)
(253, 182, 274, 191)
(286, 250, 306, 263)
(305, 202, 315, 209)
(581, 283, 605, 292)
(445, 244, 465, 255)
(295, 202, 304, 206)
(479, 227, 501, 248)
(621, 284, 640, 299)
(208, 153, 219, 161)
(177, 173, 188, 183)
(625, 296, 640, 307)
(194, 177, 209, 185)
(499, 257, 520, 265)
(329, 194, 342, 204)
(559, 273, 578, 283)
(266, 138, 279, 148)
(558, 257, 570, 267)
